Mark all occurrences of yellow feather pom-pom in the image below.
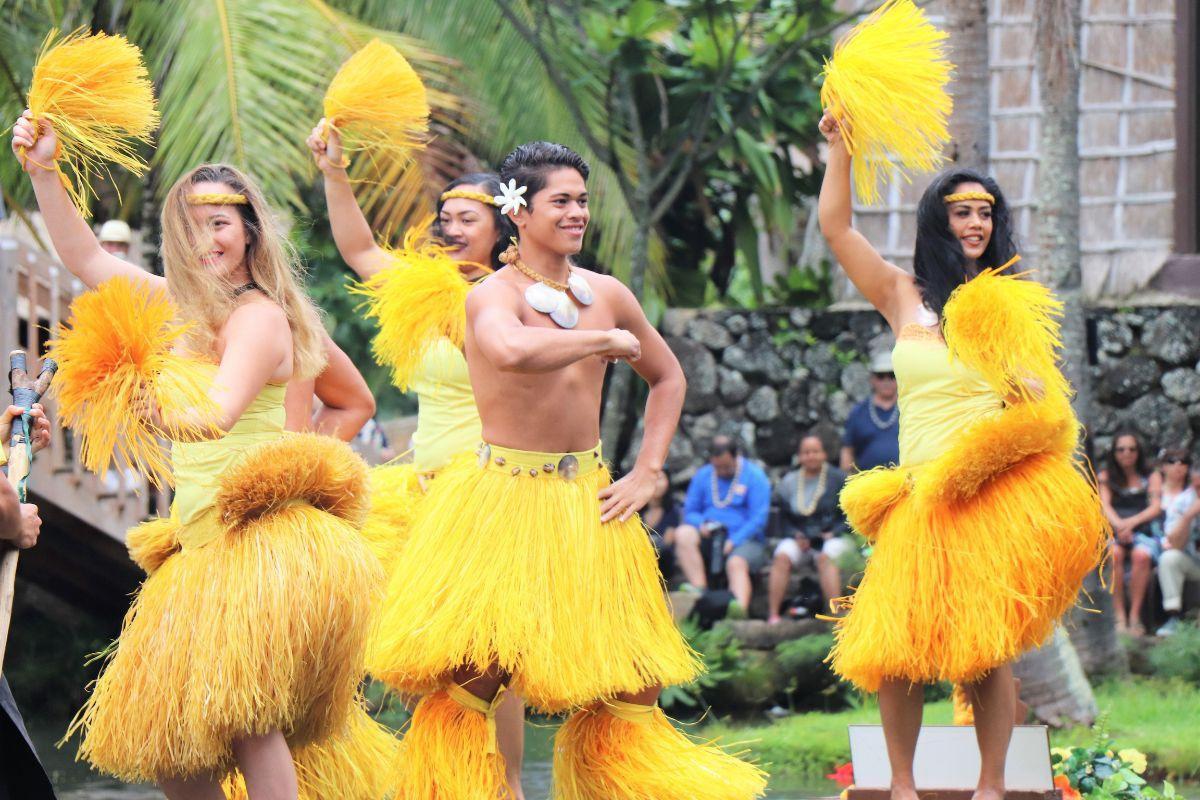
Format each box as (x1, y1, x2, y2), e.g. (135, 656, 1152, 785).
(349, 218, 474, 391)
(943, 268, 1071, 405)
(25, 29, 159, 216)
(323, 38, 430, 163)
(821, 0, 952, 204)
(47, 277, 218, 487)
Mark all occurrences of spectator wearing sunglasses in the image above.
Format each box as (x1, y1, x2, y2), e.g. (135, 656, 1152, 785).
(1099, 431, 1163, 635)
(840, 350, 900, 473)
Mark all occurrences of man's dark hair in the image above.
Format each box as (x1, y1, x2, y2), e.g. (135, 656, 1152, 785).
(709, 436, 739, 459)
(498, 141, 590, 207)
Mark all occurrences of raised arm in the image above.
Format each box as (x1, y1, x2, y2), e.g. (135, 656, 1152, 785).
(816, 112, 912, 329)
(307, 120, 393, 279)
(467, 282, 638, 374)
(11, 111, 163, 291)
(598, 278, 687, 521)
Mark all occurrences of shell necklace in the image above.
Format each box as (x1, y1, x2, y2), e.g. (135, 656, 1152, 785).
(868, 401, 899, 430)
(500, 243, 593, 329)
(710, 458, 744, 509)
(794, 462, 828, 517)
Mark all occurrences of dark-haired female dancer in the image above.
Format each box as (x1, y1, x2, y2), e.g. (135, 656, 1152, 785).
(817, 111, 1106, 800)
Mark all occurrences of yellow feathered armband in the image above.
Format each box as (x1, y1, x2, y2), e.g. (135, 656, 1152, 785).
(350, 219, 475, 390)
(25, 29, 158, 216)
(215, 433, 369, 532)
(47, 277, 219, 487)
(820, 0, 952, 204)
(942, 267, 1070, 405)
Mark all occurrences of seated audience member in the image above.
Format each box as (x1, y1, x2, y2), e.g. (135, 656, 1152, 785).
(768, 434, 850, 623)
(840, 350, 900, 473)
(643, 468, 681, 583)
(1099, 431, 1163, 636)
(1157, 459, 1200, 637)
(675, 436, 771, 615)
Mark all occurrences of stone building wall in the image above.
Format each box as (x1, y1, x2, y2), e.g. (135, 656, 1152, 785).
(654, 305, 1200, 484)
(834, 0, 1177, 299)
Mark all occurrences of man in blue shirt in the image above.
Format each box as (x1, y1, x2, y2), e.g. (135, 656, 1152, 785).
(840, 350, 900, 473)
(675, 436, 771, 614)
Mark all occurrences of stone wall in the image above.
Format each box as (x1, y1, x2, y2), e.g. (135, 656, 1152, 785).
(652, 304, 1200, 485)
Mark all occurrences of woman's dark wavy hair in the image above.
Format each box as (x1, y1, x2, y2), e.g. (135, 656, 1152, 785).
(1105, 429, 1150, 483)
(913, 168, 1019, 319)
(432, 172, 516, 269)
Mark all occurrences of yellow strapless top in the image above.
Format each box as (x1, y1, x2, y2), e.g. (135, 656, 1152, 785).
(894, 326, 1003, 466)
(408, 338, 482, 473)
(171, 382, 287, 526)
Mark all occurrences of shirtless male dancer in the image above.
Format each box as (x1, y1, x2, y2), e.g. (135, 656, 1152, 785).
(379, 141, 764, 798)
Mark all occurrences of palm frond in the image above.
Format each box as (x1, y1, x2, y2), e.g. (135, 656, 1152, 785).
(129, 0, 462, 229)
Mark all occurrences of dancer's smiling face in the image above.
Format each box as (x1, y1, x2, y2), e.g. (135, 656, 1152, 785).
(512, 168, 589, 257)
(190, 180, 251, 281)
(945, 181, 993, 263)
(439, 186, 498, 271)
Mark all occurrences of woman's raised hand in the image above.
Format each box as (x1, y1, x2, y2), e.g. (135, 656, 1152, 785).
(11, 110, 59, 173)
(306, 118, 347, 174)
(817, 111, 845, 149)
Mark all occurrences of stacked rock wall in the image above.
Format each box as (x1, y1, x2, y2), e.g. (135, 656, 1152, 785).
(652, 304, 1200, 485)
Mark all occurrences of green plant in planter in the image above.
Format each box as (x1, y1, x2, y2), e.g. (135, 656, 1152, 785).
(1051, 715, 1179, 800)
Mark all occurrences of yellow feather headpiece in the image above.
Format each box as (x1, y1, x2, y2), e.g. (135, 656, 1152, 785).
(47, 277, 219, 487)
(24, 29, 159, 216)
(186, 193, 248, 206)
(944, 191, 994, 205)
(440, 189, 498, 206)
(349, 217, 484, 391)
(323, 39, 430, 168)
(820, 0, 952, 205)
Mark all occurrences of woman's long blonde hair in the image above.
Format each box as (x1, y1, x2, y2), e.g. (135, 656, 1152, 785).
(160, 164, 326, 379)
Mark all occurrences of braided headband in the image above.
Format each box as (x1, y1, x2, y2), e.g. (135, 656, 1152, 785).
(944, 190, 994, 205)
(187, 193, 248, 206)
(440, 189, 498, 206)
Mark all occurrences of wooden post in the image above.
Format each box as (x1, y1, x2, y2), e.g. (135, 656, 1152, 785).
(0, 350, 57, 669)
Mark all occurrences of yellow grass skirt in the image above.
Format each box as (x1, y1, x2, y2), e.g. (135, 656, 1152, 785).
(366, 443, 700, 712)
(360, 460, 425, 572)
(830, 452, 1107, 692)
(66, 436, 383, 782)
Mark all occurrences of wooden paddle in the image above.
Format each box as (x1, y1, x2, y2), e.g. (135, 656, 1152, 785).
(0, 350, 57, 670)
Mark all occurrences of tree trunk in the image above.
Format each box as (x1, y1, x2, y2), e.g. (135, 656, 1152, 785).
(1032, 0, 1123, 673)
(1012, 626, 1098, 726)
(1068, 566, 1129, 677)
(599, 214, 652, 461)
(945, 0, 990, 169)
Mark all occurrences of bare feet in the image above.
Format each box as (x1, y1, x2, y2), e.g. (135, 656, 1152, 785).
(972, 785, 1005, 800)
(1130, 621, 1146, 637)
(890, 781, 920, 800)
(767, 614, 782, 625)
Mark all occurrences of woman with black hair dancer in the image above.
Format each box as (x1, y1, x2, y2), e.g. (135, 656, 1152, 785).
(1098, 431, 1163, 635)
(817, 110, 1106, 800)
(306, 121, 529, 798)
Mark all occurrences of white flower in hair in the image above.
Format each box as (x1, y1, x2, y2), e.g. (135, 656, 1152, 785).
(494, 179, 528, 215)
